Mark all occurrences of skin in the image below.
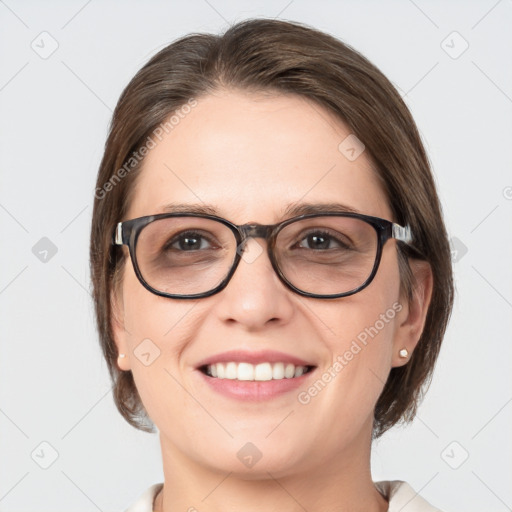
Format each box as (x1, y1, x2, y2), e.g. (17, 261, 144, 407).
(112, 89, 433, 512)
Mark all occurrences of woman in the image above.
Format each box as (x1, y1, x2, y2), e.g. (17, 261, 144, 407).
(90, 18, 453, 512)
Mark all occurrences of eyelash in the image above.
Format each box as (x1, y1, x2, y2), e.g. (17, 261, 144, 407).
(165, 229, 352, 252)
(294, 230, 352, 250)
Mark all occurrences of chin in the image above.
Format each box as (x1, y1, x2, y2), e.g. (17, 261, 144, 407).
(211, 438, 308, 475)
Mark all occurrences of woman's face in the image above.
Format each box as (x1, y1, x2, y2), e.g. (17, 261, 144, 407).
(113, 89, 418, 477)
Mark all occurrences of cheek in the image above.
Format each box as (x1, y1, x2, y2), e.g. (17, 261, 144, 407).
(330, 299, 399, 389)
(120, 270, 203, 421)
(296, 304, 399, 447)
(306, 249, 402, 412)
(316, 292, 399, 391)
(323, 246, 401, 347)
(122, 264, 200, 349)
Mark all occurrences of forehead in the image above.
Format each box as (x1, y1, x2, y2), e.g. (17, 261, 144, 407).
(127, 89, 392, 223)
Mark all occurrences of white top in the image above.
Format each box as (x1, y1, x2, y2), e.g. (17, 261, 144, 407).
(125, 480, 443, 511)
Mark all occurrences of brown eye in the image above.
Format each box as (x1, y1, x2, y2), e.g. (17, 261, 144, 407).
(295, 230, 352, 251)
(164, 231, 218, 251)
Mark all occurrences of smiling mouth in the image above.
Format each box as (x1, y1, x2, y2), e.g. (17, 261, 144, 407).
(199, 362, 316, 381)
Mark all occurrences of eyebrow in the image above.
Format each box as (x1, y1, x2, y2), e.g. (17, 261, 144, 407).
(159, 201, 362, 218)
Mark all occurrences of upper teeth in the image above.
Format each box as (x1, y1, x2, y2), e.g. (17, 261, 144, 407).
(205, 362, 309, 381)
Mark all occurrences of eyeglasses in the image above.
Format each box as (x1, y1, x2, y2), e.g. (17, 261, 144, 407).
(112, 212, 413, 299)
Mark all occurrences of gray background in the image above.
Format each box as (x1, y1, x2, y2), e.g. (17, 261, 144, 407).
(1, 1, 511, 511)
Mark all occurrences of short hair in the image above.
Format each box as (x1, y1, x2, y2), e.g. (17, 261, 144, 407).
(89, 18, 454, 438)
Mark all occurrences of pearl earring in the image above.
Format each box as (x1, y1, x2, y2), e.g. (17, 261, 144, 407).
(399, 348, 409, 358)
(119, 353, 126, 358)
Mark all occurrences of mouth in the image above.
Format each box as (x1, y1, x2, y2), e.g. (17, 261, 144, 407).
(194, 349, 317, 400)
(199, 361, 316, 381)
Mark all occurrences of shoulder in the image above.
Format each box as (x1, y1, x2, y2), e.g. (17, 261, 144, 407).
(374, 480, 444, 512)
(124, 483, 163, 512)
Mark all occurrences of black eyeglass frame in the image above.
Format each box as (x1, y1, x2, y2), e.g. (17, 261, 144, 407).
(112, 212, 414, 300)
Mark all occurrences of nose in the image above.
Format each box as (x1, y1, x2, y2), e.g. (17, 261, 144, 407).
(213, 238, 295, 330)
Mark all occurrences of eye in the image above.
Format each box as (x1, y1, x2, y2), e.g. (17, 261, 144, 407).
(165, 231, 217, 251)
(296, 230, 352, 251)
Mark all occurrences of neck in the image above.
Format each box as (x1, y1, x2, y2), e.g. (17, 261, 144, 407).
(154, 428, 388, 512)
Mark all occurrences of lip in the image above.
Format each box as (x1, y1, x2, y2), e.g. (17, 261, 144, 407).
(194, 349, 317, 402)
(195, 366, 316, 401)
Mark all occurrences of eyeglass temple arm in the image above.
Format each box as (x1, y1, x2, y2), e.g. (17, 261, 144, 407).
(114, 222, 124, 245)
(391, 223, 413, 244)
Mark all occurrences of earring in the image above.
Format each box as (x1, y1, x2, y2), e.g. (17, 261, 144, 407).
(119, 353, 126, 358)
(399, 348, 409, 358)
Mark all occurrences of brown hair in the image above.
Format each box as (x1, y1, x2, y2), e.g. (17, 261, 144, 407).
(89, 18, 454, 438)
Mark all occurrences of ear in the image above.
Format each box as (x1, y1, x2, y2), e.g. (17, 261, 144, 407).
(391, 259, 433, 367)
(111, 284, 131, 372)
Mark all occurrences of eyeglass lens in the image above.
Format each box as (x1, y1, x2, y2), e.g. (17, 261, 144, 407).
(134, 216, 379, 296)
